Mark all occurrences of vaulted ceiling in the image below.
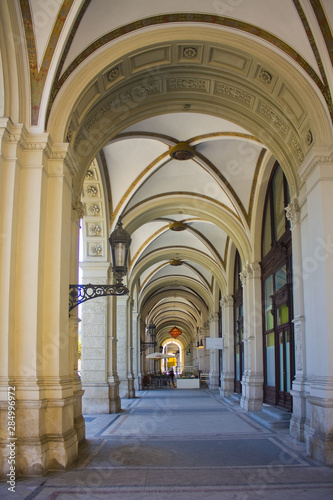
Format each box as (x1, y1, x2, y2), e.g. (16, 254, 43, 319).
(2, 0, 332, 350)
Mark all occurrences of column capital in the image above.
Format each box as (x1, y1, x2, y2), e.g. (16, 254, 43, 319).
(246, 262, 261, 279)
(239, 268, 248, 287)
(209, 312, 219, 322)
(220, 295, 233, 307)
(72, 198, 85, 221)
(285, 197, 300, 229)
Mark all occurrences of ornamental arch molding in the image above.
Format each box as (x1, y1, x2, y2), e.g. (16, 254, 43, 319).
(124, 195, 251, 266)
(129, 247, 226, 293)
(137, 276, 214, 314)
(47, 27, 332, 196)
(141, 289, 209, 323)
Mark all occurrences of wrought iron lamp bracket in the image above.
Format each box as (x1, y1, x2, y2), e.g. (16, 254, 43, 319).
(69, 283, 129, 312)
(140, 340, 157, 354)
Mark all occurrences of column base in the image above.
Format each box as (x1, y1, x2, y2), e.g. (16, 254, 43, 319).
(209, 371, 219, 390)
(108, 381, 121, 413)
(219, 373, 234, 397)
(240, 374, 263, 411)
(1, 396, 80, 478)
(73, 387, 85, 443)
(82, 383, 113, 414)
(305, 394, 333, 465)
(290, 378, 309, 442)
(127, 375, 135, 399)
(119, 379, 129, 398)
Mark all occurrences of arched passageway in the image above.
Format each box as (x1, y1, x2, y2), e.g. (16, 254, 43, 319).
(1, 1, 333, 480)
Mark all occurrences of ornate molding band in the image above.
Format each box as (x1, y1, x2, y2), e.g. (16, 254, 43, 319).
(46, 11, 329, 128)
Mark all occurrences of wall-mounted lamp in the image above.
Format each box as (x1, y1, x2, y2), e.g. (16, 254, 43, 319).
(69, 220, 131, 312)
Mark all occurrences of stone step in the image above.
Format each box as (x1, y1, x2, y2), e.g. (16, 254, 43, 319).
(224, 393, 241, 406)
(249, 405, 291, 430)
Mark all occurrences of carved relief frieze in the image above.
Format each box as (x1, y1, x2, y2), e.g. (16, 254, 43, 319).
(214, 82, 254, 105)
(305, 129, 313, 147)
(294, 322, 303, 371)
(85, 169, 95, 179)
(258, 102, 289, 135)
(258, 68, 273, 84)
(183, 47, 197, 58)
(85, 185, 98, 197)
(86, 204, 101, 216)
(290, 135, 304, 163)
(168, 78, 209, 91)
(87, 223, 102, 236)
(107, 67, 120, 81)
(120, 80, 162, 103)
(88, 243, 103, 256)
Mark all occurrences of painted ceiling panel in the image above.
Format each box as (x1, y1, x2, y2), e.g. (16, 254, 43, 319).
(137, 261, 168, 285)
(129, 221, 167, 261)
(138, 228, 215, 259)
(149, 265, 203, 283)
(186, 221, 228, 261)
(60, 0, 320, 76)
(185, 261, 214, 284)
(124, 158, 234, 212)
(102, 138, 167, 210)
(196, 139, 263, 211)
(30, 0, 60, 68)
(123, 113, 250, 141)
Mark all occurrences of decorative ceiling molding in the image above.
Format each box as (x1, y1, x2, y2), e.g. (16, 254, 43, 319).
(46, 12, 331, 125)
(309, 0, 333, 68)
(293, 0, 332, 115)
(19, 0, 75, 125)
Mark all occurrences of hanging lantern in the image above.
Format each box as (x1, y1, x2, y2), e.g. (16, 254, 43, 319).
(169, 327, 182, 339)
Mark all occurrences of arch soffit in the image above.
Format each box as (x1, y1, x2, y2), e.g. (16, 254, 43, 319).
(47, 27, 332, 192)
(129, 246, 226, 293)
(124, 196, 251, 265)
(141, 289, 208, 322)
(152, 304, 201, 326)
(137, 277, 214, 314)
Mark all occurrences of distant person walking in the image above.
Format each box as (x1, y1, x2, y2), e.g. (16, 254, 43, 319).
(169, 368, 175, 388)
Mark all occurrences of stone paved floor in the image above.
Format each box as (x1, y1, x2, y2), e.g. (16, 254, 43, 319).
(1, 389, 333, 499)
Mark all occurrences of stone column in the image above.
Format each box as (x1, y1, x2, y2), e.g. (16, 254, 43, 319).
(220, 295, 234, 397)
(240, 263, 264, 411)
(286, 198, 308, 441)
(117, 296, 129, 398)
(107, 294, 120, 413)
(0, 127, 81, 476)
(80, 263, 111, 413)
(70, 198, 85, 441)
(209, 313, 220, 389)
(299, 150, 333, 465)
(127, 298, 135, 398)
(132, 309, 140, 391)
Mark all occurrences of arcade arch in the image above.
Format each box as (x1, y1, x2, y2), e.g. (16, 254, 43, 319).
(1, 2, 333, 477)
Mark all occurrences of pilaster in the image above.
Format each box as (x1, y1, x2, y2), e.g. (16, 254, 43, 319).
(117, 296, 130, 398)
(0, 130, 81, 476)
(80, 263, 111, 414)
(286, 197, 309, 441)
(299, 149, 333, 464)
(208, 312, 220, 390)
(220, 295, 234, 397)
(240, 263, 264, 411)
